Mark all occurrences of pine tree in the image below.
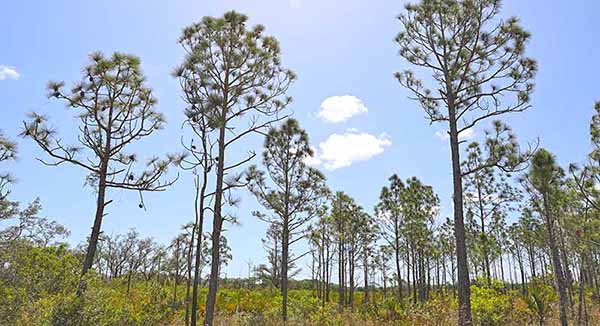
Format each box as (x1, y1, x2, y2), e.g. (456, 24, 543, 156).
(21, 52, 181, 293)
(521, 149, 569, 326)
(376, 174, 406, 299)
(0, 131, 17, 202)
(0, 131, 19, 234)
(462, 123, 524, 285)
(395, 1, 536, 323)
(247, 119, 328, 320)
(174, 12, 295, 325)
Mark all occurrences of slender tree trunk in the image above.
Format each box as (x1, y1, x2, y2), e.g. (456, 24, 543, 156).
(499, 254, 505, 284)
(383, 267, 387, 299)
(185, 227, 196, 326)
(516, 246, 527, 294)
(436, 257, 440, 292)
(406, 245, 411, 300)
(419, 253, 426, 302)
(483, 253, 491, 285)
(349, 247, 354, 307)
(394, 233, 403, 299)
(79, 113, 115, 295)
(311, 254, 316, 296)
(560, 234, 575, 311)
(174, 239, 180, 307)
(78, 169, 108, 294)
(451, 254, 456, 298)
(318, 241, 323, 302)
(507, 254, 514, 288)
(543, 194, 568, 326)
(326, 244, 331, 302)
(281, 167, 291, 322)
(191, 189, 206, 326)
(364, 252, 369, 303)
(443, 256, 447, 293)
(477, 183, 491, 286)
(578, 256, 589, 326)
(528, 246, 537, 278)
(540, 254, 546, 277)
(424, 257, 431, 300)
(448, 107, 473, 325)
(412, 248, 417, 305)
(281, 216, 289, 321)
(338, 239, 345, 309)
(593, 254, 600, 303)
(320, 240, 325, 307)
(204, 118, 227, 326)
(127, 269, 133, 294)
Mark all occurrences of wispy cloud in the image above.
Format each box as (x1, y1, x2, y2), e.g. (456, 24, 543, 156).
(289, 0, 302, 9)
(317, 95, 368, 123)
(305, 130, 391, 170)
(0, 65, 19, 80)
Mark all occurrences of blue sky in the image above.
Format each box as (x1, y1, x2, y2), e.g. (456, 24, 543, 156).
(1, 0, 599, 279)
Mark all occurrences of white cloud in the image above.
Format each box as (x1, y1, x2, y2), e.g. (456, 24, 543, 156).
(289, 0, 302, 9)
(303, 146, 322, 166)
(435, 128, 475, 141)
(306, 130, 391, 170)
(317, 95, 368, 123)
(0, 65, 19, 80)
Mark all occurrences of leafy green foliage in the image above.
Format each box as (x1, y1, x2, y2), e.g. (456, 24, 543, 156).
(522, 280, 556, 326)
(0, 130, 17, 201)
(0, 242, 79, 324)
(470, 281, 513, 326)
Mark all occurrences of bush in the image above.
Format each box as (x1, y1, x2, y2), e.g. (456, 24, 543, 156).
(0, 242, 79, 324)
(523, 280, 556, 326)
(470, 283, 512, 325)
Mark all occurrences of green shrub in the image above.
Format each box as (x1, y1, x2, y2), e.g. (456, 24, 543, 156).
(470, 283, 512, 325)
(0, 242, 79, 324)
(523, 280, 556, 326)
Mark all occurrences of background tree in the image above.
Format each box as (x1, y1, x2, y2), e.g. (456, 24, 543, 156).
(255, 223, 301, 290)
(0, 199, 69, 249)
(175, 11, 295, 325)
(307, 212, 335, 306)
(202, 231, 232, 280)
(358, 212, 379, 303)
(178, 222, 196, 326)
(401, 177, 439, 304)
(571, 102, 600, 212)
(438, 217, 456, 294)
(21, 52, 181, 291)
(343, 206, 369, 307)
(329, 191, 367, 308)
(330, 191, 353, 308)
(374, 245, 393, 299)
(0, 131, 17, 202)
(376, 174, 406, 299)
(462, 124, 523, 285)
(395, 1, 536, 322)
(247, 118, 328, 320)
(0, 131, 19, 240)
(568, 102, 600, 322)
(168, 232, 187, 307)
(175, 37, 222, 325)
(521, 149, 569, 326)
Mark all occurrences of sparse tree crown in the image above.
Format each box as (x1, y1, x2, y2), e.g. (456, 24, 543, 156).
(22, 52, 181, 193)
